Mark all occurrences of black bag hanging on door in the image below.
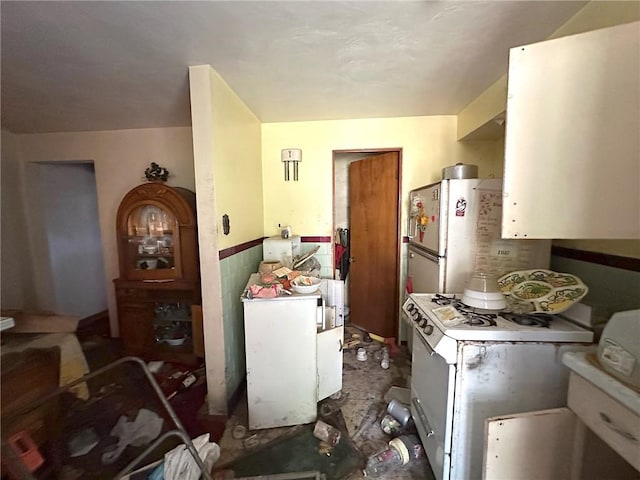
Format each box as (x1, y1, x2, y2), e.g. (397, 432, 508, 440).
(338, 228, 350, 281)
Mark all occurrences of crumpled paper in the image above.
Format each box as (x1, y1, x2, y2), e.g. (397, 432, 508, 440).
(163, 433, 220, 480)
(102, 408, 164, 464)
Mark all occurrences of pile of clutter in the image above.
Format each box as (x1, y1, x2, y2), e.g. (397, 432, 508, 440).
(361, 392, 425, 478)
(246, 247, 322, 299)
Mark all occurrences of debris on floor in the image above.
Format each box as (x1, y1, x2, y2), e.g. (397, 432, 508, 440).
(213, 325, 435, 480)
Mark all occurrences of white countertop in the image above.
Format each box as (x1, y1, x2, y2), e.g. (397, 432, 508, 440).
(563, 350, 640, 416)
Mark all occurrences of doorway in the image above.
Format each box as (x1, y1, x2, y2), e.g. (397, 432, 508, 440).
(333, 149, 401, 339)
(33, 162, 107, 317)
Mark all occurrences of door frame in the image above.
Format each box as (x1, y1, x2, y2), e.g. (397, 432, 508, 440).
(332, 148, 403, 338)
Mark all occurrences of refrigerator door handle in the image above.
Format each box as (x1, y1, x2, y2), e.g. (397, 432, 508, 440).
(410, 247, 440, 264)
(407, 216, 416, 239)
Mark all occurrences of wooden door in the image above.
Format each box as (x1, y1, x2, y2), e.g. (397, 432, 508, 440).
(349, 152, 400, 338)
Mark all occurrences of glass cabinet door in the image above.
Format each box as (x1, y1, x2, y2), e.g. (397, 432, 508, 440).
(123, 204, 179, 279)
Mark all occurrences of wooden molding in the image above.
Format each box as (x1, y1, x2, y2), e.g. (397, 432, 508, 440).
(551, 246, 640, 272)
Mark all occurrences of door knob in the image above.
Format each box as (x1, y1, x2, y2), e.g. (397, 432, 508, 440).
(349, 257, 355, 263)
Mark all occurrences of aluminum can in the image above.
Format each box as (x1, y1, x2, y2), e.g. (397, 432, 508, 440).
(386, 399, 411, 427)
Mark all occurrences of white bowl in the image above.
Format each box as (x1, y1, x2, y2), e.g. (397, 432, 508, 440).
(462, 288, 506, 301)
(291, 276, 321, 294)
(165, 337, 186, 346)
(462, 294, 506, 311)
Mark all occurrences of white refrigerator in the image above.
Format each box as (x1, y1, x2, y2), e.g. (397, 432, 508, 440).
(407, 178, 551, 294)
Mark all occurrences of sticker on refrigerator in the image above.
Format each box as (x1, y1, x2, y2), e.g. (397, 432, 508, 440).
(455, 198, 467, 217)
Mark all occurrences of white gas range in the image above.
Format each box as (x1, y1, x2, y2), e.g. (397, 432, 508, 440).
(402, 293, 594, 480)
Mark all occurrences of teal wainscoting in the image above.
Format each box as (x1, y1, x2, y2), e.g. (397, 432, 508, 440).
(220, 243, 263, 403)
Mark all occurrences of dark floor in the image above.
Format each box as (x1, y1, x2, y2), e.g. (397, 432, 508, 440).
(76, 323, 435, 479)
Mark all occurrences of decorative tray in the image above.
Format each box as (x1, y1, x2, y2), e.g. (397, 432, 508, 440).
(497, 269, 588, 314)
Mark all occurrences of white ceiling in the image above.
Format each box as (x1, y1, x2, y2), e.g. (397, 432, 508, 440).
(1, 1, 588, 134)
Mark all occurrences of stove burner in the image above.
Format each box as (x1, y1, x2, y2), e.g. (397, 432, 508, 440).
(432, 294, 456, 306)
(431, 294, 497, 327)
(502, 313, 552, 328)
(462, 315, 497, 327)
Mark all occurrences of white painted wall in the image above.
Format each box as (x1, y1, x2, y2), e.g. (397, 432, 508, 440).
(37, 162, 107, 316)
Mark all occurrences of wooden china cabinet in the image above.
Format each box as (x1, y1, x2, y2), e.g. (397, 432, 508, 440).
(113, 182, 203, 365)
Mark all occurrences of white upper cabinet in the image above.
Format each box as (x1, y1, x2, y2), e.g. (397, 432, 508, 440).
(502, 22, 640, 239)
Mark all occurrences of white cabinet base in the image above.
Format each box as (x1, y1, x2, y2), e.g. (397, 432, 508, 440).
(484, 370, 640, 479)
(242, 275, 344, 430)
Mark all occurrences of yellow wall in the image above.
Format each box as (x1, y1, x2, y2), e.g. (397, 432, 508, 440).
(189, 65, 263, 415)
(190, 66, 263, 251)
(457, 1, 640, 140)
(210, 72, 263, 249)
(261, 116, 504, 236)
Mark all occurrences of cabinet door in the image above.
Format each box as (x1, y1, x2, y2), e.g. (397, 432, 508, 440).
(503, 22, 639, 239)
(317, 326, 344, 400)
(483, 408, 579, 480)
(118, 303, 154, 354)
(243, 298, 318, 429)
(122, 203, 180, 280)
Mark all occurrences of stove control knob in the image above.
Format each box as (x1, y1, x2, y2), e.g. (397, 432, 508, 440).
(418, 318, 427, 328)
(424, 324, 434, 335)
(406, 303, 415, 312)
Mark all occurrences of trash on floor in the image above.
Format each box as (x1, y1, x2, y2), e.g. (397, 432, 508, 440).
(102, 408, 164, 464)
(386, 399, 412, 428)
(363, 434, 424, 477)
(163, 433, 220, 480)
(214, 421, 363, 480)
(352, 403, 381, 441)
(312, 420, 341, 446)
(383, 386, 410, 405)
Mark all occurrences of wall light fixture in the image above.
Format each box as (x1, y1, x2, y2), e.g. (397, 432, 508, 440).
(281, 148, 302, 181)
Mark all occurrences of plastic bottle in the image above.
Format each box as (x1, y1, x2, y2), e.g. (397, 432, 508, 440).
(363, 444, 404, 477)
(380, 346, 390, 369)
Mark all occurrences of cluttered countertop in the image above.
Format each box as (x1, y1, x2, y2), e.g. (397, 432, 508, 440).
(241, 251, 325, 302)
(242, 273, 323, 301)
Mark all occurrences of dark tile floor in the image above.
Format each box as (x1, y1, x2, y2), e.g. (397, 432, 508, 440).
(214, 325, 435, 479)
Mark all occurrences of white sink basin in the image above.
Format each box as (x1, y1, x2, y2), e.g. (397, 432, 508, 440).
(563, 349, 640, 416)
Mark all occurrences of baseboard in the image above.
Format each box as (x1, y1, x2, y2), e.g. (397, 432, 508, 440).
(77, 310, 111, 338)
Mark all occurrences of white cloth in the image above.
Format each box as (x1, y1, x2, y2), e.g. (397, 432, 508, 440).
(101, 408, 164, 464)
(163, 433, 220, 480)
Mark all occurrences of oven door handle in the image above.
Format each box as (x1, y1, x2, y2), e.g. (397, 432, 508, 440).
(412, 397, 434, 437)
